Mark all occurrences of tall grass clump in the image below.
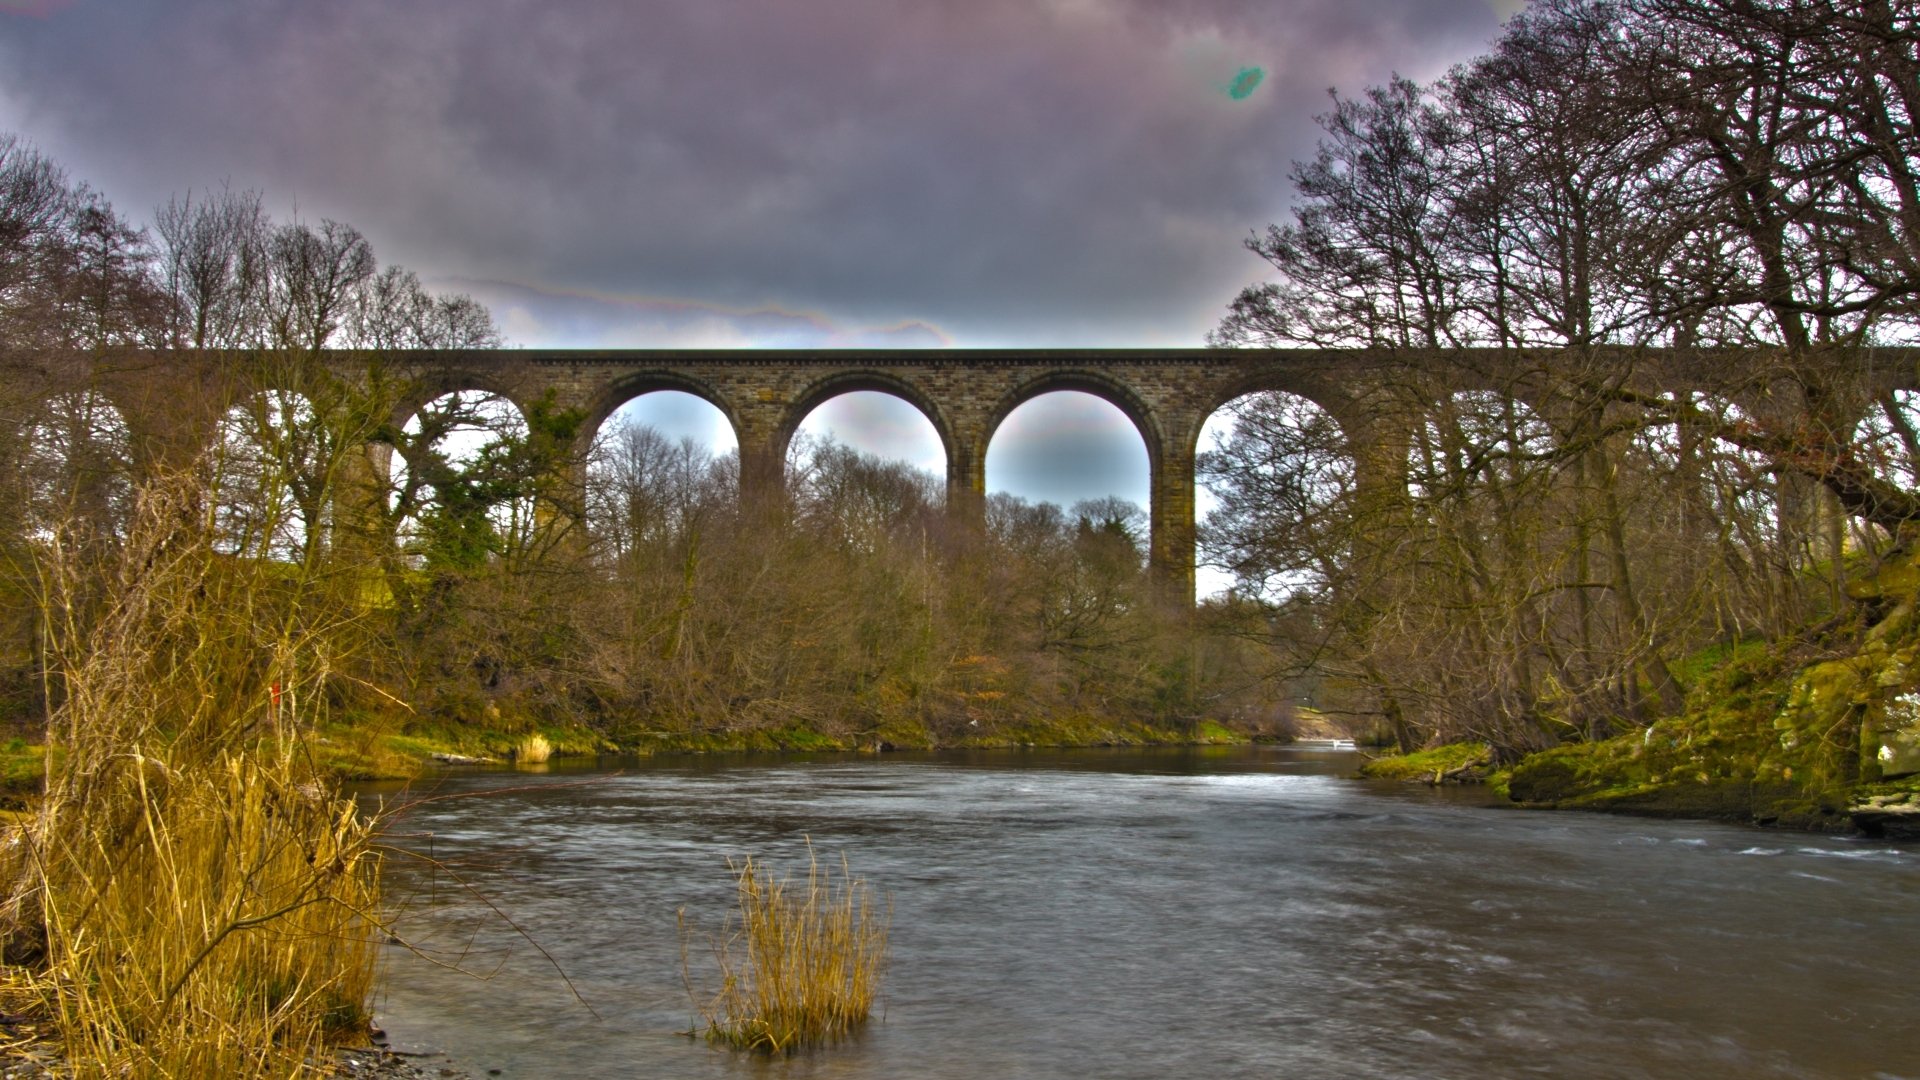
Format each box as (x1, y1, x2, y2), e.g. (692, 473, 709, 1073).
(683, 846, 889, 1053)
(0, 468, 384, 1078)
(513, 732, 553, 763)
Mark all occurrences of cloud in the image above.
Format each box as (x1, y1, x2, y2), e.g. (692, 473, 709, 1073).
(0, 2, 75, 17)
(0, 0, 1504, 346)
(449, 278, 953, 349)
(798, 392, 947, 476)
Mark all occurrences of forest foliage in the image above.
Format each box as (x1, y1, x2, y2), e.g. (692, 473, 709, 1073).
(0, 133, 1266, 761)
(1203, 0, 1920, 760)
(4, 0, 1918, 776)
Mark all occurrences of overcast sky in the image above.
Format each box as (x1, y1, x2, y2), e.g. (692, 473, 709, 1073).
(1, 0, 1517, 590)
(0, 0, 1514, 349)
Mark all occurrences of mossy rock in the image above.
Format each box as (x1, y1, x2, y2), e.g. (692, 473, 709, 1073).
(1504, 753, 1589, 803)
(1484, 550, 1920, 831)
(1845, 554, 1920, 603)
(1572, 779, 1788, 820)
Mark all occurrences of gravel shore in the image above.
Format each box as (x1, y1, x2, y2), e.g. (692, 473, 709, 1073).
(337, 1044, 476, 1078)
(0, 1038, 475, 1078)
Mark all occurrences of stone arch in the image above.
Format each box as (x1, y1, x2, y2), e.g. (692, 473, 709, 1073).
(1855, 388, 1920, 490)
(580, 371, 744, 458)
(1406, 388, 1557, 498)
(387, 369, 534, 434)
(982, 370, 1178, 599)
(17, 388, 137, 539)
(778, 370, 955, 479)
(984, 370, 1163, 472)
(1190, 388, 1357, 601)
(73, 354, 246, 470)
(383, 382, 545, 565)
(1190, 368, 1365, 461)
(210, 387, 333, 560)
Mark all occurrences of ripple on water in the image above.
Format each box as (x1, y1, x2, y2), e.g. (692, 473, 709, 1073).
(369, 748, 1920, 1080)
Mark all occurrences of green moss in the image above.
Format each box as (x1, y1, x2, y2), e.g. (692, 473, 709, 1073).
(1492, 556, 1920, 830)
(766, 726, 848, 752)
(1193, 720, 1242, 743)
(1845, 554, 1920, 602)
(866, 719, 935, 751)
(951, 713, 1185, 749)
(1669, 637, 1770, 689)
(1358, 742, 1490, 782)
(0, 741, 54, 803)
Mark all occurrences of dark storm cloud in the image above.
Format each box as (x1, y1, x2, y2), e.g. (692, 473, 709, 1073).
(0, 0, 1505, 345)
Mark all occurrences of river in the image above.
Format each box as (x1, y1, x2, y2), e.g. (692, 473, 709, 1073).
(361, 747, 1920, 1079)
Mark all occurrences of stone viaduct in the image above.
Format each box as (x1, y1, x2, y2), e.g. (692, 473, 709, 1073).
(390, 347, 1409, 606)
(33, 345, 1920, 605)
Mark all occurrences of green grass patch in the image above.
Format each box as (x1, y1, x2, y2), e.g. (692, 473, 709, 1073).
(1668, 637, 1771, 690)
(0, 741, 58, 804)
(1193, 720, 1243, 744)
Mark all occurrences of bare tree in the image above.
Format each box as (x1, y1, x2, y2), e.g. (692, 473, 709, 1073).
(153, 186, 268, 349)
(265, 219, 375, 353)
(1211, 76, 1469, 350)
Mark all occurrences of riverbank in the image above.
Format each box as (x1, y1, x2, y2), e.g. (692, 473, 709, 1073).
(1359, 551, 1920, 836)
(1363, 726, 1920, 835)
(0, 1037, 472, 1079)
(0, 712, 1272, 798)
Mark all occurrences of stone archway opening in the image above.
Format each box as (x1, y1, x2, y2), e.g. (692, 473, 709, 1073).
(1852, 389, 1920, 551)
(1631, 393, 1782, 552)
(587, 390, 740, 561)
(1408, 389, 1555, 502)
(390, 389, 532, 567)
(985, 390, 1149, 523)
(20, 389, 134, 542)
(789, 390, 947, 547)
(983, 391, 1153, 604)
(793, 390, 945, 480)
(1195, 390, 1354, 602)
(598, 390, 740, 459)
(211, 389, 325, 560)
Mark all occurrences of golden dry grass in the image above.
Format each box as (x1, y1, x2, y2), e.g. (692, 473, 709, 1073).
(514, 732, 553, 764)
(683, 846, 889, 1054)
(0, 470, 385, 1078)
(21, 748, 380, 1078)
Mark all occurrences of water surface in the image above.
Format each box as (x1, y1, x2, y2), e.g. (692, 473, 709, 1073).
(365, 748, 1920, 1079)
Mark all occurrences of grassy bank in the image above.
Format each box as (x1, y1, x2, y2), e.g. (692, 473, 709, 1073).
(1357, 742, 1491, 784)
(0, 710, 1270, 798)
(299, 709, 1262, 777)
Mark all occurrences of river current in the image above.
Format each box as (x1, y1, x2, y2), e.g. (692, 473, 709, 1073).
(363, 748, 1920, 1079)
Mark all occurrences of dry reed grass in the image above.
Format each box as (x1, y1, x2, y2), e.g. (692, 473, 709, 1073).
(682, 845, 889, 1054)
(513, 732, 553, 764)
(0, 470, 385, 1078)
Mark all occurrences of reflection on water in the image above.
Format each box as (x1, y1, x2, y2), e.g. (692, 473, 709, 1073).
(364, 748, 1920, 1079)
